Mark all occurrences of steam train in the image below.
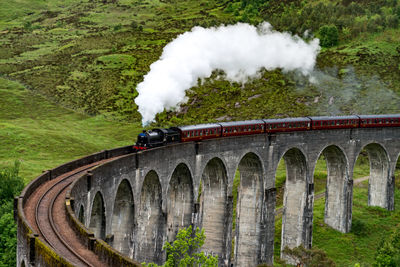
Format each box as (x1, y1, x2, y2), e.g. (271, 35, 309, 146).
(134, 114, 400, 150)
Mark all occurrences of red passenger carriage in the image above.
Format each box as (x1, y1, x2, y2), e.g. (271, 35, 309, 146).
(359, 114, 400, 128)
(263, 117, 311, 133)
(220, 120, 265, 137)
(309, 115, 359, 130)
(175, 123, 222, 142)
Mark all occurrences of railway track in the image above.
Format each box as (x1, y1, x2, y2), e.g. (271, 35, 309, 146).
(24, 161, 112, 267)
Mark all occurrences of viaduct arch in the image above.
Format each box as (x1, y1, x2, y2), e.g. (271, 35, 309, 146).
(17, 126, 400, 266)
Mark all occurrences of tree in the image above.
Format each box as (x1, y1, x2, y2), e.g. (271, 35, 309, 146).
(318, 25, 339, 48)
(0, 161, 24, 266)
(143, 226, 218, 267)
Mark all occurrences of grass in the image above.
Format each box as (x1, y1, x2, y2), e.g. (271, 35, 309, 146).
(0, 77, 142, 182)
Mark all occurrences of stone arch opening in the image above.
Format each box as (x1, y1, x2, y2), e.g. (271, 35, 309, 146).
(276, 148, 309, 260)
(199, 157, 228, 260)
(356, 143, 390, 209)
(20, 260, 26, 267)
(89, 191, 106, 240)
(136, 170, 164, 264)
(167, 163, 193, 242)
(318, 145, 349, 232)
(78, 205, 85, 224)
(233, 152, 264, 266)
(111, 179, 134, 256)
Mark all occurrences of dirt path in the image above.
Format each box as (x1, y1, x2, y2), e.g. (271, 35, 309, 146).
(275, 176, 369, 216)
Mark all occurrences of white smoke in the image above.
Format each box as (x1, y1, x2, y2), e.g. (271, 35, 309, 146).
(135, 22, 320, 125)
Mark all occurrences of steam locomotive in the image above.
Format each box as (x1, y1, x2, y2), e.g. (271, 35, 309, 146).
(134, 114, 400, 150)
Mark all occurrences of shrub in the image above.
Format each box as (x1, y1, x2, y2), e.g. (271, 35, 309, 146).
(282, 245, 336, 267)
(319, 25, 339, 48)
(0, 162, 24, 266)
(374, 228, 400, 267)
(143, 226, 218, 267)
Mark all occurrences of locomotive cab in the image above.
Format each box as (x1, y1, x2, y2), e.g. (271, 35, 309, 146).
(134, 128, 181, 150)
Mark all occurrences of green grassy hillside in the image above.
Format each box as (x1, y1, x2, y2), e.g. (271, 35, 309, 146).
(1, 0, 399, 127)
(0, 77, 141, 181)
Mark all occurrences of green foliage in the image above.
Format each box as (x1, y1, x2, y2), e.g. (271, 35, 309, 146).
(0, 161, 24, 201)
(281, 245, 335, 267)
(0, 162, 24, 266)
(373, 228, 400, 267)
(143, 226, 218, 267)
(319, 25, 339, 47)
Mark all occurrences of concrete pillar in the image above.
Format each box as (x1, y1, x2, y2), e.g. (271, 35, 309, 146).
(135, 171, 165, 265)
(281, 148, 308, 262)
(365, 144, 390, 209)
(323, 146, 350, 233)
(234, 153, 264, 266)
(262, 187, 276, 265)
(199, 158, 229, 265)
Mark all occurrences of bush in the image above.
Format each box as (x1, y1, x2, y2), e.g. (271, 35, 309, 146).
(143, 226, 218, 267)
(374, 228, 400, 267)
(0, 162, 24, 266)
(282, 245, 336, 267)
(350, 218, 367, 236)
(0, 161, 24, 203)
(319, 25, 339, 48)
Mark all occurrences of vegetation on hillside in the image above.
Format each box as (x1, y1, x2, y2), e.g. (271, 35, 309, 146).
(0, 162, 24, 266)
(1, 0, 399, 128)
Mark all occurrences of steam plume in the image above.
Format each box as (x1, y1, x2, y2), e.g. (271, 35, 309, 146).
(135, 22, 320, 125)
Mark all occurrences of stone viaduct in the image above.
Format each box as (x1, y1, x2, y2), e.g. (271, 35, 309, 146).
(17, 126, 400, 266)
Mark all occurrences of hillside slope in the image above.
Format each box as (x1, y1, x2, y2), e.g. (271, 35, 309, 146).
(1, 0, 399, 127)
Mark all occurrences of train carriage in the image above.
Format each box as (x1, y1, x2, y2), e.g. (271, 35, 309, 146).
(220, 120, 265, 137)
(176, 123, 222, 142)
(309, 115, 359, 130)
(263, 117, 311, 133)
(359, 114, 400, 128)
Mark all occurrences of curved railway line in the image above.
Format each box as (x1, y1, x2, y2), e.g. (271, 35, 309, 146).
(24, 161, 114, 267)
